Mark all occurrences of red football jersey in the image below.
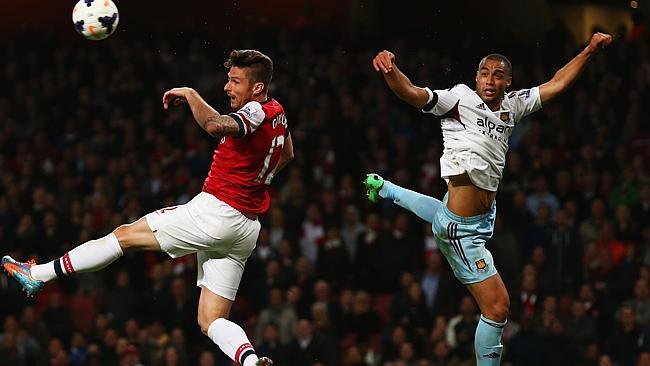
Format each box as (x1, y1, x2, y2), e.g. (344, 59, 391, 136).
(202, 98, 288, 215)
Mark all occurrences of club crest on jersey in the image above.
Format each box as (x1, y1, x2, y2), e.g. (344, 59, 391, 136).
(500, 112, 510, 122)
(475, 258, 488, 272)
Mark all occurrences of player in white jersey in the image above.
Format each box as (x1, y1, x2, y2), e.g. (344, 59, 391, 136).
(365, 32, 612, 366)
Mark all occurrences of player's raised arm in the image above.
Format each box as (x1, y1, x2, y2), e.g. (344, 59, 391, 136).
(373, 50, 430, 108)
(163, 87, 242, 138)
(539, 32, 612, 104)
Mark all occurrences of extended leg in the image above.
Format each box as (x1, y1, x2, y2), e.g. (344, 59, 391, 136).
(364, 173, 442, 223)
(3, 217, 160, 296)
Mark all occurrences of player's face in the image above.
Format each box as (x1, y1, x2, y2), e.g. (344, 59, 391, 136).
(475, 59, 512, 106)
(224, 66, 264, 110)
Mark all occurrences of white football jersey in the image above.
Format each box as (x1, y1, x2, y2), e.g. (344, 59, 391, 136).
(423, 84, 541, 191)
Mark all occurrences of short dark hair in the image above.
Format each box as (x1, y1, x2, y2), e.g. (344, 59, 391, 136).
(224, 49, 273, 91)
(479, 53, 512, 75)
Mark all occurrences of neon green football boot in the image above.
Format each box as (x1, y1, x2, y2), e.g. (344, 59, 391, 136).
(363, 173, 384, 203)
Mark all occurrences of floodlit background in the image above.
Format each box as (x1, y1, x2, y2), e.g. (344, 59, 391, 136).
(0, 1, 648, 365)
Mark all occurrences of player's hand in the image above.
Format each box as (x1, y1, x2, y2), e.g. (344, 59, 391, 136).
(162, 87, 193, 110)
(588, 32, 613, 53)
(373, 50, 396, 74)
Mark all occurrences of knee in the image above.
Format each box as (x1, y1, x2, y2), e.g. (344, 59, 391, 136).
(198, 314, 211, 335)
(113, 224, 135, 251)
(487, 298, 510, 322)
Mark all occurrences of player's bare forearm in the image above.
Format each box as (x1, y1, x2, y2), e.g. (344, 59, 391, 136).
(202, 115, 241, 138)
(540, 32, 612, 104)
(373, 50, 429, 108)
(383, 66, 429, 108)
(275, 156, 292, 174)
(539, 49, 592, 104)
(185, 89, 240, 137)
(275, 133, 294, 173)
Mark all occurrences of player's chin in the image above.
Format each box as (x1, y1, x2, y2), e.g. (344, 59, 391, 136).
(481, 94, 497, 102)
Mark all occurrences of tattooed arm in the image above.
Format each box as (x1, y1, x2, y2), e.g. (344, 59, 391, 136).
(162, 87, 242, 138)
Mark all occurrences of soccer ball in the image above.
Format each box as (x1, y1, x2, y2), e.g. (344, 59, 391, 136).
(72, 0, 119, 41)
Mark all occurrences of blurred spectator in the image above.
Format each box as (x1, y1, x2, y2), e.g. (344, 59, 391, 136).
(268, 207, 286, 248)
(511, 270, 539, 321)
(565, 300, 597, 352)
(391, 282, 432, 337)
(255, 287, 298, 345)
(420, 250, 454, 318)
(198, 350, 216, 366)
(255, 322, 288, 365)
(159, 277, 195, 338)
(346, 291, 381, 344)
(42, 292, 73, 341)
(383, 325, 409, 362)
(104, 270, 138, 328)
(527, 175, 560, 218)
(300, 203, 325, 265)
(445, 296, 478, 360)
(580, 198, 608, 245)
(532, 295, 557, 338)
(490, 215, 523, 286)
(626, 279, 650, 328)
(340, 206, 365, 263)
(548, 208, 582, 289)
(610, 305, 650, 366)
(316, 226, 349, 290)
(286, 319, 336, 366)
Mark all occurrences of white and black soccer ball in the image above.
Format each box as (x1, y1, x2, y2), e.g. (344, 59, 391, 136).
(72, 0, 119, 40)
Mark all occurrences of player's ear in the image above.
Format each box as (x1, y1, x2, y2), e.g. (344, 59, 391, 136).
(506, 76, 512, 88)
(252, 82, 265, 96)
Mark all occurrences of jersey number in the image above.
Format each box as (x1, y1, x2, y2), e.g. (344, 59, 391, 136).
(256, 135, 284, 184)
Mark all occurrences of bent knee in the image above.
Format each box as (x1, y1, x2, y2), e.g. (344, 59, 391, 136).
(486, 302, 509, 322)
(113, 224, 135, 250)
(198, 315, 210, 335)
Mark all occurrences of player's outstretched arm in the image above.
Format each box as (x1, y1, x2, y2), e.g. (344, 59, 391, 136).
(539, 32, 612, 104)
(163, 87, 241, 138)
(373, 50, 430, 108)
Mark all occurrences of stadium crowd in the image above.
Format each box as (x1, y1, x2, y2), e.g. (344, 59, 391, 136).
(0, 16, 649, 366)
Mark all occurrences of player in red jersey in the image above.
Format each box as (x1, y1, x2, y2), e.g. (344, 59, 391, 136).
(2, 49, 291, 366)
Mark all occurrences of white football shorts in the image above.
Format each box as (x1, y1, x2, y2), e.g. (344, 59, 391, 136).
(145, 192, 261, 300)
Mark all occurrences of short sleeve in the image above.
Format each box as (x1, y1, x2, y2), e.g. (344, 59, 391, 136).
(228, 101, 266, 136)
(422, 86, 461, 116)
(508, 87, 542, 122)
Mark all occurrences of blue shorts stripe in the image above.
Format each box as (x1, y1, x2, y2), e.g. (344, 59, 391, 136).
(454, 223, 472, 270)
(447, 223, 461, 257)
(450, 223, 471, 271)
(433, 197, 498, 284)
